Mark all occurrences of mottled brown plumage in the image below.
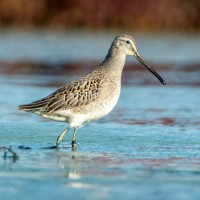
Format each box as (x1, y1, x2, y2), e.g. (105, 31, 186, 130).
(20, 76, 101, 113)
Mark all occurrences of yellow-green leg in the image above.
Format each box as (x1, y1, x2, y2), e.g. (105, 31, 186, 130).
(56, 127, 69, 148)
(71, 128, 78, 150)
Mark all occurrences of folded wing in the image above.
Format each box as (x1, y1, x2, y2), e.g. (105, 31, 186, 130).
(18, 77, 101, 114)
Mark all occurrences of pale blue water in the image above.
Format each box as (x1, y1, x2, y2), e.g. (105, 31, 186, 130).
(0, 73, 200, 200)
(0, 30, 200, 200)
(0, 30, 200, 63)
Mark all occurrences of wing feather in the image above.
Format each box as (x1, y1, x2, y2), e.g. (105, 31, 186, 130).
(18, 76, 102, 114)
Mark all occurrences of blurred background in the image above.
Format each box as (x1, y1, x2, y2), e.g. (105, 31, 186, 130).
(0, 0, 200, 31)
(0, 0, 200, 78)
(0, 0, 199, 82)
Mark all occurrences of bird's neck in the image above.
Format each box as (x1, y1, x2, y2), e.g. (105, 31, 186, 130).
(100, 51, 126, 76)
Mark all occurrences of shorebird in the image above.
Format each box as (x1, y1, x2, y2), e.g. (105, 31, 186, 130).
(18, 34, 166, 149)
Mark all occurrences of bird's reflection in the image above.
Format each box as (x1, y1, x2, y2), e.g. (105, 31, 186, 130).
(55, 148, 82, 179)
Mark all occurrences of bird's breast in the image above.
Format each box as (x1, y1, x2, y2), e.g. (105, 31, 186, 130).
(95, 82, 121, 117)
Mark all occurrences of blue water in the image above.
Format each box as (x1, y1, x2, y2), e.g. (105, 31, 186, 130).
(0, 73, 200, 200)
(0, 30, 200, 200)
(0, 30, 200, 63)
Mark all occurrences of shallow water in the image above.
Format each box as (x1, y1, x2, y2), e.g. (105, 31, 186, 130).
(0, 73, 200, 200)
(0, 30, 200, 200)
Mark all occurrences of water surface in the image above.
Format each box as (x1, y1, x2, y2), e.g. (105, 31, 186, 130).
(0, 73, 200, 200)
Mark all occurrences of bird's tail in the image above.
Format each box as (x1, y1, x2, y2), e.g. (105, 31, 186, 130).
(18, 98, 49, 112)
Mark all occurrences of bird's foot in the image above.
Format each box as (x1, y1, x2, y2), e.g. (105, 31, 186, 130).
(71, 141, 77, 151)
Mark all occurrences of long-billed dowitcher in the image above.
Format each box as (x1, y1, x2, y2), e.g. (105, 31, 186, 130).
(18, 34, 166, 149)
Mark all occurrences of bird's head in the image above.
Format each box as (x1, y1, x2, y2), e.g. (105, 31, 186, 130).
(111, 34, 166, 85)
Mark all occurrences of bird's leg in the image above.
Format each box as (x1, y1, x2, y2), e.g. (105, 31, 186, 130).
(56, 127, 69, 148)
(71, 127, 78, 150)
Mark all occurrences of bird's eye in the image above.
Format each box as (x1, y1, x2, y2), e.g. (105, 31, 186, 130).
(126, 40, 131, 45)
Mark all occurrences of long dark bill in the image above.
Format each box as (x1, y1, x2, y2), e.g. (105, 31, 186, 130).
(134, 52, 166, 85)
